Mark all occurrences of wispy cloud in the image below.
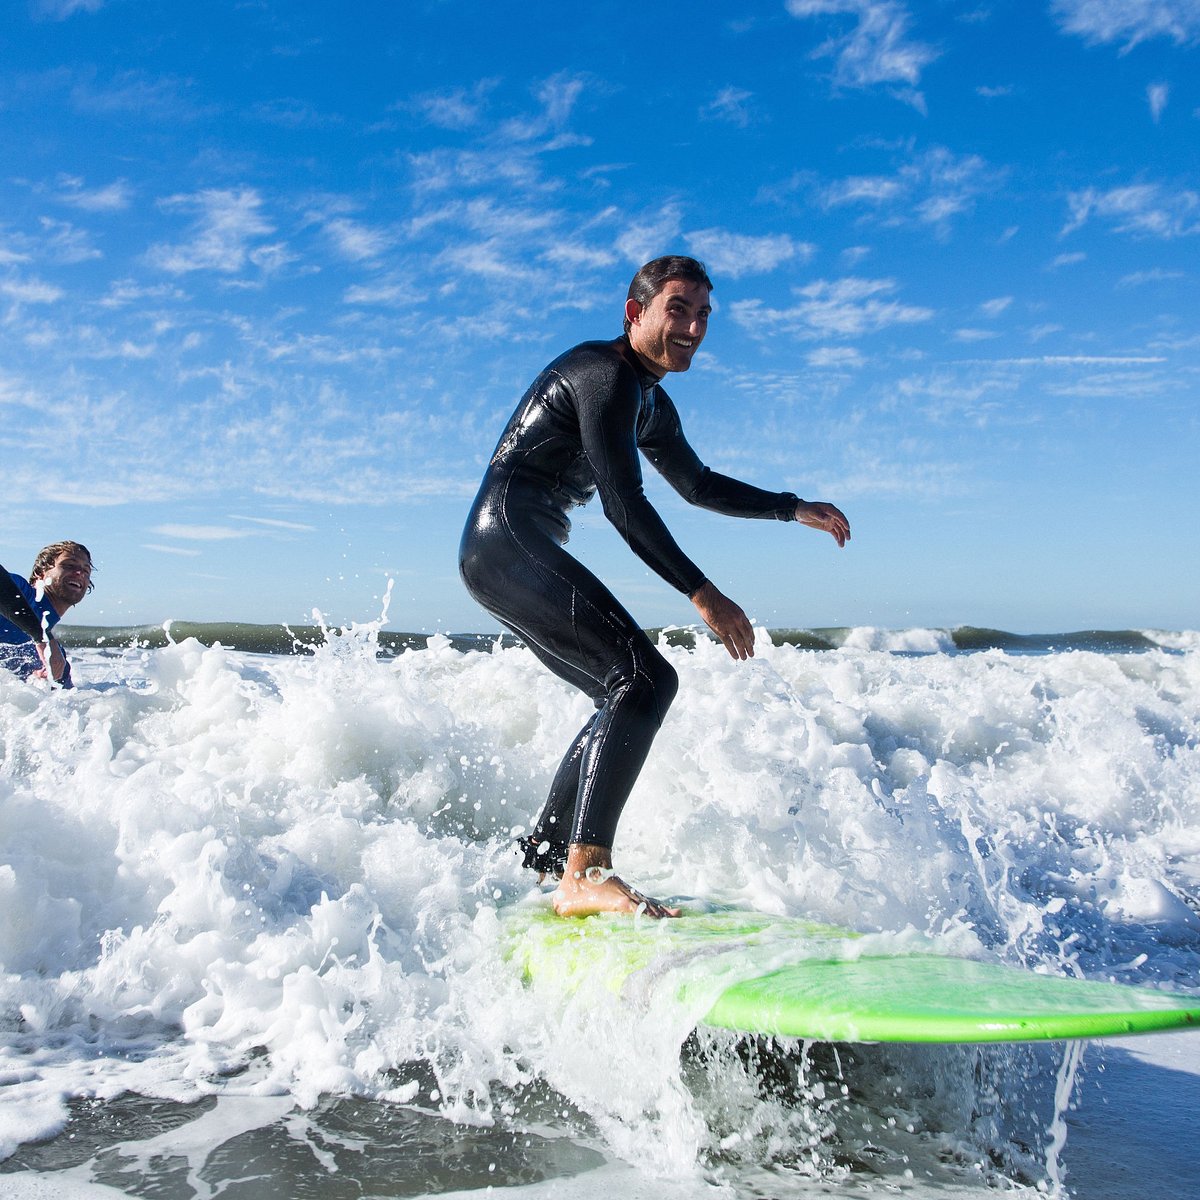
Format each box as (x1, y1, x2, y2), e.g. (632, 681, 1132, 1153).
(1, 275, 64, 303)
(500, 71, 588, 142)
(249, 98, 343, 129)
(39, 217, 102, 264)
(730, 276, 933, 339)
(33, 0, 104, 19)
(1118, 267, 1185, 286)
(147, 188, 278, 275)
(1052, 0, 1200, 50)
(323, 217, 394, 263)
(684, 229, 814, 278)
(68, 69, 202, 122)
(152, 524, 252, 541)
(701, 87, 757, 127)
(405, 81, 499, 131)
(615, 205, 684, 267)
(979, 296, 1014, 318)
(786, 0, 938, 97)
(807, 345, 865, 368)
(55, 175, 132, 212)
(1148, 82, 1170, 121)
(1064, 182, 1200, 238)
(230, 515, 317, 532)
(821, 146, 995, 233)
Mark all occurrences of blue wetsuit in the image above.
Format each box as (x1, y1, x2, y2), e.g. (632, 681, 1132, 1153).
(0, 574, 72, 687)
(459, 335, 798, 874)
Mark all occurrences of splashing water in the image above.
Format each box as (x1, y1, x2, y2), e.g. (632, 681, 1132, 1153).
(1, 620, 1197, 1196)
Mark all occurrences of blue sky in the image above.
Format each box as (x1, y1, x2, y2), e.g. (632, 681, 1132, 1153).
(2, 0, 1197, 634)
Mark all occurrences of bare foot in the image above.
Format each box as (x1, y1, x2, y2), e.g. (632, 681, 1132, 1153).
(552, 844, 680, 919)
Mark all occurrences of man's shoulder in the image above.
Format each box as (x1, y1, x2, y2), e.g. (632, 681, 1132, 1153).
(547, 338, 640, 391)
(0, 574, 58, 645)
(548, 336, 629, 368)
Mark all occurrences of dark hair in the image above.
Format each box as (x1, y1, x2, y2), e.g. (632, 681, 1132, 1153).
(623, 255, 714, 333)
(31, 541, 95, 592)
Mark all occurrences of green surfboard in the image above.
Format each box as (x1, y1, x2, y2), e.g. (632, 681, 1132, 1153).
(503, 906, 1200, 1044)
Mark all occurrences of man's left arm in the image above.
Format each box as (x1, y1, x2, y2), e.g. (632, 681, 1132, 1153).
(641, 392, 851, 544)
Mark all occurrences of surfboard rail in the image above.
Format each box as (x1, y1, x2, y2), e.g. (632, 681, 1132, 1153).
(503, 905, 1200, 1044)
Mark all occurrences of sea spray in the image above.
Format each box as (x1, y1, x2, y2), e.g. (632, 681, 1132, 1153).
(1, 625, 1197, 1193)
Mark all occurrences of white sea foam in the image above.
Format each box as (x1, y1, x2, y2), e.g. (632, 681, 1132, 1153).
(1, 625, 1198, 1195)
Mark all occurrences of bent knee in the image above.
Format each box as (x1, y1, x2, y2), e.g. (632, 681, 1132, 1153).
(650, 652, 678, 710)
(621, 644, 678, 720)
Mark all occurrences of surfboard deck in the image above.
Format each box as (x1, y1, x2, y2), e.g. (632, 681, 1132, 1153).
(502, 906, 1200, 1044)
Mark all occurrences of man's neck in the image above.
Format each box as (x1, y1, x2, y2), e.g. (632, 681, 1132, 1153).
(622, 334, 664, 383)
(35, 583, 67, 618)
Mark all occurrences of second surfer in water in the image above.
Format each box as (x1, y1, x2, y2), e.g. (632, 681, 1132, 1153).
(459, 256, 849, 919)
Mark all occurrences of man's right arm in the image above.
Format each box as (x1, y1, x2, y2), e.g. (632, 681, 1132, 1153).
(0, 565, 48, 643)
(575, 364, 708, 597)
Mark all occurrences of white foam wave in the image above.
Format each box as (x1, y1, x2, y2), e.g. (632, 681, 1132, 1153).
(1, 628, 1198, 1187)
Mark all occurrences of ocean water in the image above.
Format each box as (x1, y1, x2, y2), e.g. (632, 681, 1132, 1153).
(1, 618, 1198, 1198)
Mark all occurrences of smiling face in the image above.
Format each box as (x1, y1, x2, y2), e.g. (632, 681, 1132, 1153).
(35, 549, 93, 614)
(625, 277, 711, 376)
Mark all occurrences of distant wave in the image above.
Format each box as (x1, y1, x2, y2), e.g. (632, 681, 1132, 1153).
(58, 621, 1189, 657)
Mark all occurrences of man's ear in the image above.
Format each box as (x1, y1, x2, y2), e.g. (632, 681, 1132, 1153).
(624, 297, 643, 328)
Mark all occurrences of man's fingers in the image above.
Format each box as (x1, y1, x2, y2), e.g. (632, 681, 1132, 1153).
(720, 618, 755, 659)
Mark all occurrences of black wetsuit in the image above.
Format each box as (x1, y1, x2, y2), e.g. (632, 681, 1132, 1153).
(459, 336, 799, 875)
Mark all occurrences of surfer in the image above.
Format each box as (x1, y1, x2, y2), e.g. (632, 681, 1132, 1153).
(0, 541, 95, 688)
(459, 256, 849, 919)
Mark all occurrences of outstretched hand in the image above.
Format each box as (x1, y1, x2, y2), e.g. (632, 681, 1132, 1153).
(691, 580, 755, 660)
(795, 500, 851, 547)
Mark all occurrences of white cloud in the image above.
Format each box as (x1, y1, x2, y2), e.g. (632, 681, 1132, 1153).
(152, 524, 252, 541)
(34, 0, 104, 18)
(808, 346, 865, 368)
(1052, 0, 1200, 50)
(407, 82, 498, 131)
(230, 515, 317, 532)
(501, 71, 587, 142)
(822, 146, 994, 231)
(1118, 267, 1185, 285)
(1029, 323, 1065, 341)
(68, 69, 199, 121)
(786, 0, 938, 91)
(249, 98, 341, 130)
(1064, 182, 1200, 238)
(1, 276, 64, 303)
(324, 217, 393, 263)
(56, 176, 132, 212)
(683, 229, 814, 278)
(404, 146, 547, 197)
(615, 206, 684, 267)
(1148, 82, 1170, 121)
(344, 282, 412, 306)
(143, 543, 202, 557)
(730, 276, 933, 339)
(0, 239, 31, 266)
(702, 87, 757, 127)
(98, 279, 186, 308)
(824, 175, 906, 205)
(39, 217, 101, 264)
(147, 188, 277, 274)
